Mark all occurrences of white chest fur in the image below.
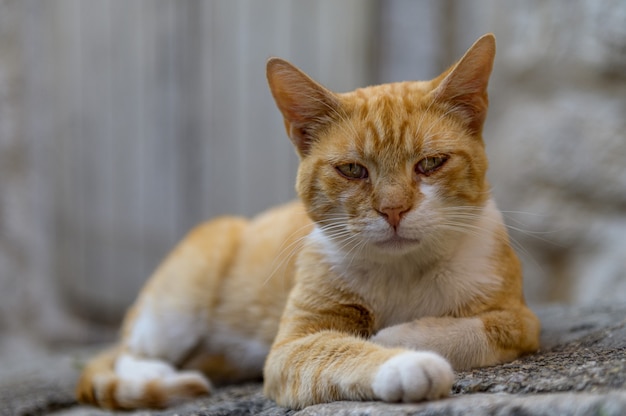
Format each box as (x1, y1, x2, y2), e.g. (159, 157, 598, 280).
(311, 199, 504, 329)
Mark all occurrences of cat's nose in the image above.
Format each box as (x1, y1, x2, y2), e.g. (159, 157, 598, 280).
(376, 206, 410, 229)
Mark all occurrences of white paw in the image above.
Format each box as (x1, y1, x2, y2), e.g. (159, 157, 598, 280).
(116, 353, 182, 381)
(113, 354, 211, 407)
(372, 351, 454, 402)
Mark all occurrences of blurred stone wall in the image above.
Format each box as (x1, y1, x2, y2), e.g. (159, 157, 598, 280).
(379, 0, 626, 305)
(0, 0, 95, 342)
(0, 0, 26, 333)
(474, 0, 626, 305)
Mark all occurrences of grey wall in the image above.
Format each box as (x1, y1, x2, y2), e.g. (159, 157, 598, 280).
(460, 0, 626, 305)
(1, 0, 625, 344)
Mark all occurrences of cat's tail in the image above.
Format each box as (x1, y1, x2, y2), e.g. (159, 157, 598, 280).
(76, 346, 211, 409)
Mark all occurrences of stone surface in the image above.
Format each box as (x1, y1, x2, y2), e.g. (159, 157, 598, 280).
(1, 303, 625, 416)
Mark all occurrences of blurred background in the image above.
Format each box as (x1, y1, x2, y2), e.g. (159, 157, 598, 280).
(0, 0, 625, 347)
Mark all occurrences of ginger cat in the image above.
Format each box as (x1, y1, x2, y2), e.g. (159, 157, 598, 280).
(76, 34, 539, 410)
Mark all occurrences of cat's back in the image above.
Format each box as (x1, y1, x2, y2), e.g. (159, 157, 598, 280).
(190, 200, 311, 264)
(188, 200, 312, 279)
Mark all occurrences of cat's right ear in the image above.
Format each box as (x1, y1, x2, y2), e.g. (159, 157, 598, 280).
(266, 58, 340, 157)
(429, 33, 496, 136)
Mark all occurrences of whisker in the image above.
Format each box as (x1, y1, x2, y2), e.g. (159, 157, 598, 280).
(435, 220, 545, 275)
(262, 233, 311, 286)
(338, 233, 369, 271)
(436, 205, 564, 246)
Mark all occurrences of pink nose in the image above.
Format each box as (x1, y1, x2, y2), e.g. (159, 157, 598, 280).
(376, 205, 410, 228)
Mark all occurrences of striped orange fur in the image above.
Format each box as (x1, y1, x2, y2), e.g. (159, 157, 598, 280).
(76, 33, 539, 410)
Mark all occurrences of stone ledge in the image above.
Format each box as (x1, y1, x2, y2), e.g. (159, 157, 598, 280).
(1, 303, 624, 416)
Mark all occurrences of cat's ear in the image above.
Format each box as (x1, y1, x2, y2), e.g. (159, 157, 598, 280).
(430, 33, 496, 135)
(267, 58, 341, 157)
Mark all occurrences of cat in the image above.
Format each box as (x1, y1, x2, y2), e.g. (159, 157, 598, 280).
(76, 33, 540, 410)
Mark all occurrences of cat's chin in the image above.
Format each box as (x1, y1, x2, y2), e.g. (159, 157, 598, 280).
(372, 235, 421, 254)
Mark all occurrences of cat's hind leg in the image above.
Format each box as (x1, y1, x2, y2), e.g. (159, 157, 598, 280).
(77, 218, 248, 409)
(76, 347, 211, 409)
(76, 292, 213, 409)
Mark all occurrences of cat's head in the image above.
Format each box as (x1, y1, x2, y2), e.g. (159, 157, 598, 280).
(267, 34, 496, 260)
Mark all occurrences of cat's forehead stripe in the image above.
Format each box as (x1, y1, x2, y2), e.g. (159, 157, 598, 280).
(347, 86, 435, 160)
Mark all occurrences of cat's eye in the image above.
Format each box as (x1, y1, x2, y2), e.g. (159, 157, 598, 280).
(416, 156, 448, 175)
(335, 163, 368, 180)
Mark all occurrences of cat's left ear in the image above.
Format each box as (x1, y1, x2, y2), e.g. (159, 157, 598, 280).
(267, 58, 341, 158)
(430, 33, 496, 135)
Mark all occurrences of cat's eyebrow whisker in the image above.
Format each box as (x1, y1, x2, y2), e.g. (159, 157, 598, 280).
(422, 104, 461, 139)
(415, 97, 438, 137)
(421, 103, 465, 145)
(301, 93, 361, 143)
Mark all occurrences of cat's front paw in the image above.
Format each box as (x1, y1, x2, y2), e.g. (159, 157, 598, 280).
(372, 351, 454, 402)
